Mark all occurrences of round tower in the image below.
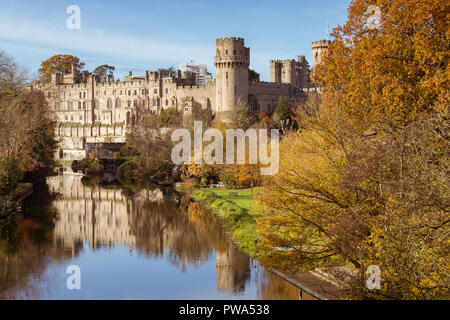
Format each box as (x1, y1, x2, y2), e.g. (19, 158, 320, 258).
(214, 37, 250, 113)
(312, 40, 331, 66)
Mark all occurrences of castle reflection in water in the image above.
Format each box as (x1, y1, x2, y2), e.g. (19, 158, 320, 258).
(0, 174, 300, 299)
(48, 174, 250, 294)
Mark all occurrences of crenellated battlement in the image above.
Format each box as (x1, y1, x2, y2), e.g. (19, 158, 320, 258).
(250, 81, 294, 89)
(216, 37, 245, 45)
(312, 39, 332, 48)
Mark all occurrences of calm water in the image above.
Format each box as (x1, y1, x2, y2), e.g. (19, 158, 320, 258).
(0, 174, 302, 300)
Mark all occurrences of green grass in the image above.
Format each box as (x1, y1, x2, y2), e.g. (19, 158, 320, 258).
(207, 187, 261, 215)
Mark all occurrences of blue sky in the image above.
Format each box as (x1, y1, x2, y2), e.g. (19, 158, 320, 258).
(0, 0, 351, 81)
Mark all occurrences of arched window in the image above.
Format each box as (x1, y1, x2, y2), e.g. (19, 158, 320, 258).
(55, 102, 60, 110)
(68, 101, 73, 110)
(133, 99, 137, 107)
(78, 101, 81, 109)
(115, 98, 121, 108)
(107, 98, 112, 109)
(83, 101, 86, 109)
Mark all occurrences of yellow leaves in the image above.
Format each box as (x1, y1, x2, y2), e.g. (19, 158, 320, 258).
(317, 0, 449, 127)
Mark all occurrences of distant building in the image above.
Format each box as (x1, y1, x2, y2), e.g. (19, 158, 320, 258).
(179, 62, 213, 86)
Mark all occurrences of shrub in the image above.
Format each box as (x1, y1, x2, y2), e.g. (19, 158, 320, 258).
(76, 158, 98, 175)
(0, 157, 22, 195)
(116, 160, 139, 185)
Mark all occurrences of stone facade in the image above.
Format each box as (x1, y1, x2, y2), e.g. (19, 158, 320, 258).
(28, 37, 329, 160)
(270, 56, 308, 88)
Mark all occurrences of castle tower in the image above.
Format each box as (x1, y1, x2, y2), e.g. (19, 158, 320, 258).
(297, 55, 308, 88)
(282, 60, 296, 84)
(214, 37, 250, 113)
(312, 40, 331, 66)
(270, 60, 282, 83)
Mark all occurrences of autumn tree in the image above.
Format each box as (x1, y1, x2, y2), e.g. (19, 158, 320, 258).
(256, 0, 449, 300)
(38, 54, 85, 83)
(257, 112, 272, 128)
(313, 0, 449, 127)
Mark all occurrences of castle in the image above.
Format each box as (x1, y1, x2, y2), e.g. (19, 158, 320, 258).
(28, 37, 330, 160)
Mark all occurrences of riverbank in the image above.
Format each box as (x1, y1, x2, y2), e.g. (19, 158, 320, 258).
(178, 184, 345, 300)
(0, 183, 33, 218)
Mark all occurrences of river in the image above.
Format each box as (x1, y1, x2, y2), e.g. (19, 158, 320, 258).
(0, 174, 310, 300)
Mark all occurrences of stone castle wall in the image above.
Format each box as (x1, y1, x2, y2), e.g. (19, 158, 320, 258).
(28, 37, 329, 161)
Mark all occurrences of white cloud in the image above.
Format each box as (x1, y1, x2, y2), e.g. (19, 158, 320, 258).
(0, 14, 278, 80)
(0, 15, 215, 70)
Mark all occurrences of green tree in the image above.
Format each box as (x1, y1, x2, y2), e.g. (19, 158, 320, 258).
(93, 64, 115, 82)
(271, 96, 291, 126)
(248, 69, 260, 82)
(160, 107, 182, 127)
(158, 66, 175, 78)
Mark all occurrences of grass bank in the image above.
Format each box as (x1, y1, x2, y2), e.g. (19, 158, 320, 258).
(183, 187, 261, 256)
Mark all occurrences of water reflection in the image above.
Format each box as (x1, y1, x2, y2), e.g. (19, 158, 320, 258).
(0, 174, 300, 299)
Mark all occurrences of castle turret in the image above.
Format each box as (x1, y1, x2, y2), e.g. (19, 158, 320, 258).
(312, 40, 331, 66)
(269, 56, 309, 88)
(214, 37, 250, 113)
(270, 60, 282, 83)
(297, 55, 308, 88)
(282, 60, 296, 84)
